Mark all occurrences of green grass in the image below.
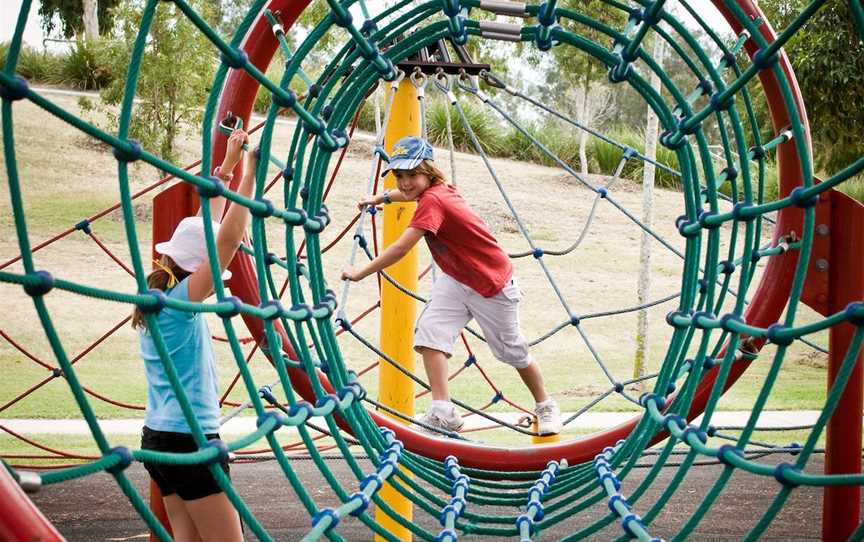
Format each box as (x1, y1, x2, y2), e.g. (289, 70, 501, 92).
(0, 428, 347, 468)
(0, 318, 294, 420)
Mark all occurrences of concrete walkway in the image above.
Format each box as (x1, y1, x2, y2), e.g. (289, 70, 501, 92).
(0, 410, 825, 435)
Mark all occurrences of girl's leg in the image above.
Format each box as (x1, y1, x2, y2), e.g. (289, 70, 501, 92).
(516, 362, 549, 404)
(185, 492, 244, 542)
(163, 494, 202, 542)
(419, 346, 451, 401)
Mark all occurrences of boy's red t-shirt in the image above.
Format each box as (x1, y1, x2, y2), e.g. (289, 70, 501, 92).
(409, 183, 513, 297)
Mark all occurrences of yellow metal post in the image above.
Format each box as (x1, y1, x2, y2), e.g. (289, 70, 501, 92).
(532, 421, 561, 444)
(375, 79, 421, 541)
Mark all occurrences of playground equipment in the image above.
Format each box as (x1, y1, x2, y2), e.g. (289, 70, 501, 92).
(2, 0, 864, 540)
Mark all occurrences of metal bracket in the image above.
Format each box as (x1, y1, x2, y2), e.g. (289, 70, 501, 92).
(395, 37, 490, 76)
(799, 185, 832, 316)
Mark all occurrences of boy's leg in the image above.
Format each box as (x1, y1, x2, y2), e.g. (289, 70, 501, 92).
(516, 362, 549, 404)
(467, 280, 562, 434)
(416, 346, 464, 433)
(414, 274, 471, 401)
(418, 346, 451, 401)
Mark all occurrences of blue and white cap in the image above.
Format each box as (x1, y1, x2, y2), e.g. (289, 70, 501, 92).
(381, 136, 434, 176)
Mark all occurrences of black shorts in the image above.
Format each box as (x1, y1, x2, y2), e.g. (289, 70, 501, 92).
(141, 426, 230, 501)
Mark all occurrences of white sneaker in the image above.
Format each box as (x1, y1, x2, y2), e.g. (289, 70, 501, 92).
(415, 409, 464, 435)
(535, 400, 562, 435)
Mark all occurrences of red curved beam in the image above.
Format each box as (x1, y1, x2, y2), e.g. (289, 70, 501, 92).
(213, 0, 810, 470)
(0, 466, 63, 542)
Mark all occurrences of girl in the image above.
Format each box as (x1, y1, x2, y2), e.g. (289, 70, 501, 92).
(341, 136, 562, 436)
(132, 129, 254, 541)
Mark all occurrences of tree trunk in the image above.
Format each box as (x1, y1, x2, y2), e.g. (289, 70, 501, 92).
(82, 0, 99, 41)
(633, 37, 664, 390)
(578, 62, 592, 177)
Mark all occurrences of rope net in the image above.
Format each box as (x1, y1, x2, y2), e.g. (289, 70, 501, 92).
(2, 0, 864, 540)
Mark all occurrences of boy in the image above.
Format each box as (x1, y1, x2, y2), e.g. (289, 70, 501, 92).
(342, 136, 561, 435)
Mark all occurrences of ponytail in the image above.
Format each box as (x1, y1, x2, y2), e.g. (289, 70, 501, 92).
(131, 256, 190, 330)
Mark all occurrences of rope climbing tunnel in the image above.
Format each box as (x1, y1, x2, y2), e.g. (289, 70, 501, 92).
(2, 0, 864, 540)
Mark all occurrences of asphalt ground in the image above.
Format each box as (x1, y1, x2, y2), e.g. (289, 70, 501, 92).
(26, 454, 850, 541)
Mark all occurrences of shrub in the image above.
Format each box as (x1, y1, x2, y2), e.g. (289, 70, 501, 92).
(590, 127, 680, 189)
(0, 42, 62, 83)
(354, 97, 380, 133)
(499, 122, 583, 168)
(590, 128, 644, 180)
(654, 144, 681, 190)
(253, 61, 285, 114)
(428, 98, 503, 155)
(51, 39, 112, 90)
(718, 159, 780, 203)
(836, 177, 864, 203)
(499, 125, 539, 163)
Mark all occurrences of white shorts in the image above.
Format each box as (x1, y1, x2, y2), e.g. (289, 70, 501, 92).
(414, 273, 532, 369)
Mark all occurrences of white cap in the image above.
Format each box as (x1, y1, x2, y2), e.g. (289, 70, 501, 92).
(154, 217, 232, 280)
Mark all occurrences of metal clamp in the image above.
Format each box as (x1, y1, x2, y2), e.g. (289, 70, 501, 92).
(389, 68, 406, 90)
(410, 67, 429, 98)
(434, 69, 458, 104)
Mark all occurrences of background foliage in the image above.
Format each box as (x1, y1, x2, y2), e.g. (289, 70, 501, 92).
(7, 0, 860, 198)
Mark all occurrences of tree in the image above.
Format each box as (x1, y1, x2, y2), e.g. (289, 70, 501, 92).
(84, 1, 219, 165)
(82, 0, 99, 40)
(38, 0, 121, 39)
(547, 0, 627, 175)
(633, 36, 664, 390)
(759, 0, 864, 173)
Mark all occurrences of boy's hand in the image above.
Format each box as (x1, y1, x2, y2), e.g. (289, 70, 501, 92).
(357, 194, 379, 211)
(341, 266, 365, 282)
(222, 129, 248, 171)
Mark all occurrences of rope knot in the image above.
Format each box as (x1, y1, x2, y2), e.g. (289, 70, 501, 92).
(0, 74, 29, 101)
(105, 446, 134, 474)
(23, 270, 54, 298)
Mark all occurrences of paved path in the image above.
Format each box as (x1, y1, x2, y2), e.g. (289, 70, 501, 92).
(1, 410, 825, 435)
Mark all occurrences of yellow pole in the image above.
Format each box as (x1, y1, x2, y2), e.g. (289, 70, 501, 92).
(375, 79, 421, 541)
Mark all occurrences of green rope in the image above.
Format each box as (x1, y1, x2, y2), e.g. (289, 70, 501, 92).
(2, 0, 863, 539)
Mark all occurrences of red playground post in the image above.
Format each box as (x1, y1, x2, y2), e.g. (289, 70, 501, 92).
(801, 188, 864, 541)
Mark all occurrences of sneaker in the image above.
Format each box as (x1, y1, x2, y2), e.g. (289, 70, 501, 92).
(535, 400, 562, 435)
(415, 409, 464, 435)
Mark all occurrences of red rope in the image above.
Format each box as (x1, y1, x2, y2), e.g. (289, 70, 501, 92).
(0, 376, 54, 414)
(0, 329, 53, 370)
(0, 425, 98, 459)
(87, 231, 135, 277)
(0, 160, 202, 271)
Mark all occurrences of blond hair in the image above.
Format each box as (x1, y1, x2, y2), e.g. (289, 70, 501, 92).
(131, 255, 191, 330)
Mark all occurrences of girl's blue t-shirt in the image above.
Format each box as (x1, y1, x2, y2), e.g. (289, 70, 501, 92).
(140, 278, 220, 434)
